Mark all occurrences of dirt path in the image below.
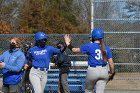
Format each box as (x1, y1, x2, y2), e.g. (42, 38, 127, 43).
(106, 73, 140, 90)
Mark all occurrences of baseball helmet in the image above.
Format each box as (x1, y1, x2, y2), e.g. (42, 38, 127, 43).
(35, 31, 48, 41)
(91, 28, 104, 40)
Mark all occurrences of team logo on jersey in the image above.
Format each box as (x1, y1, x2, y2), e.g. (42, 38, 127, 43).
(11, 56, 17, 61)
(34, 49, 47, 55)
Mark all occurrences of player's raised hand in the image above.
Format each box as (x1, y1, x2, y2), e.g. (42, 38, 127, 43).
(64, 34, 72, 46)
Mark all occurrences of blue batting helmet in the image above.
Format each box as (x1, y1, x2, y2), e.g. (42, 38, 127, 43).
(35, 31, 48, 41)
(91, 28, 104, 40)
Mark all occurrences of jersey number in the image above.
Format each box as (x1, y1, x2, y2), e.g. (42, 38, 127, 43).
(95, 49, 102, 60)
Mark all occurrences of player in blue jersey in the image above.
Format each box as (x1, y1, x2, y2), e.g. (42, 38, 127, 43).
(25, 32, 66, 93)
(64, 28, 115, 93)
(0, 37, 25, 93)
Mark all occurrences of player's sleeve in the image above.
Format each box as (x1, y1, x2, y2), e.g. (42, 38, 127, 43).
(106, 46, 113, 59)
(50, 46, 61, 55)
(80, 44, 89, 54)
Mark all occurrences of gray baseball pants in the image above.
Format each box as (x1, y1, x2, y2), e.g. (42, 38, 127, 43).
(85, 66, 109, 93)
(29, 67, 48, 93)
(58, 71, 70, 93)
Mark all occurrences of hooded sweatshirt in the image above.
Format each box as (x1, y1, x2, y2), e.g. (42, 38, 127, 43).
(0, 48, 25, 84)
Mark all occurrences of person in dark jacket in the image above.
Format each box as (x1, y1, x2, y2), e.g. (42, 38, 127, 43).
(21, 43, 33, 93)
(53, 41, 71, 93)
(0, 37, 25, 93)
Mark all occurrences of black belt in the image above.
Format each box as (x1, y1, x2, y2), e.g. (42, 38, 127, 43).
(90, 64, 106, 68)
(33, 67, 48, 71)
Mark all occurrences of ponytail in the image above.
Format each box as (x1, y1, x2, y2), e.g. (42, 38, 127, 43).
(99, 39, 107, 62)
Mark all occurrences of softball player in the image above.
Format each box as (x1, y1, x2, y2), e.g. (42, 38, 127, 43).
(25, 32, 65, 93)
(64, 28, 115, 93)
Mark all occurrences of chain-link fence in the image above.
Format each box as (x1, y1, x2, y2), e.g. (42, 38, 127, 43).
(0, 33, 140, 92)
(93, 0, 140, 32)
(93, 0, 140, 92)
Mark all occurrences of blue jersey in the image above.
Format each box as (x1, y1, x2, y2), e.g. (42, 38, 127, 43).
(26, 45, 61, 69)
(80, 43, 112, 66)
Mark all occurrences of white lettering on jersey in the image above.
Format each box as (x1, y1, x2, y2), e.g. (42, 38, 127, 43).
(95, 49, 102, 60)
(34, 50, 47, 55)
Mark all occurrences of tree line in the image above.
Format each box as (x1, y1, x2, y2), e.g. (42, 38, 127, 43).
(1, 0, 140, 34)
(0, 0, 90, 34)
